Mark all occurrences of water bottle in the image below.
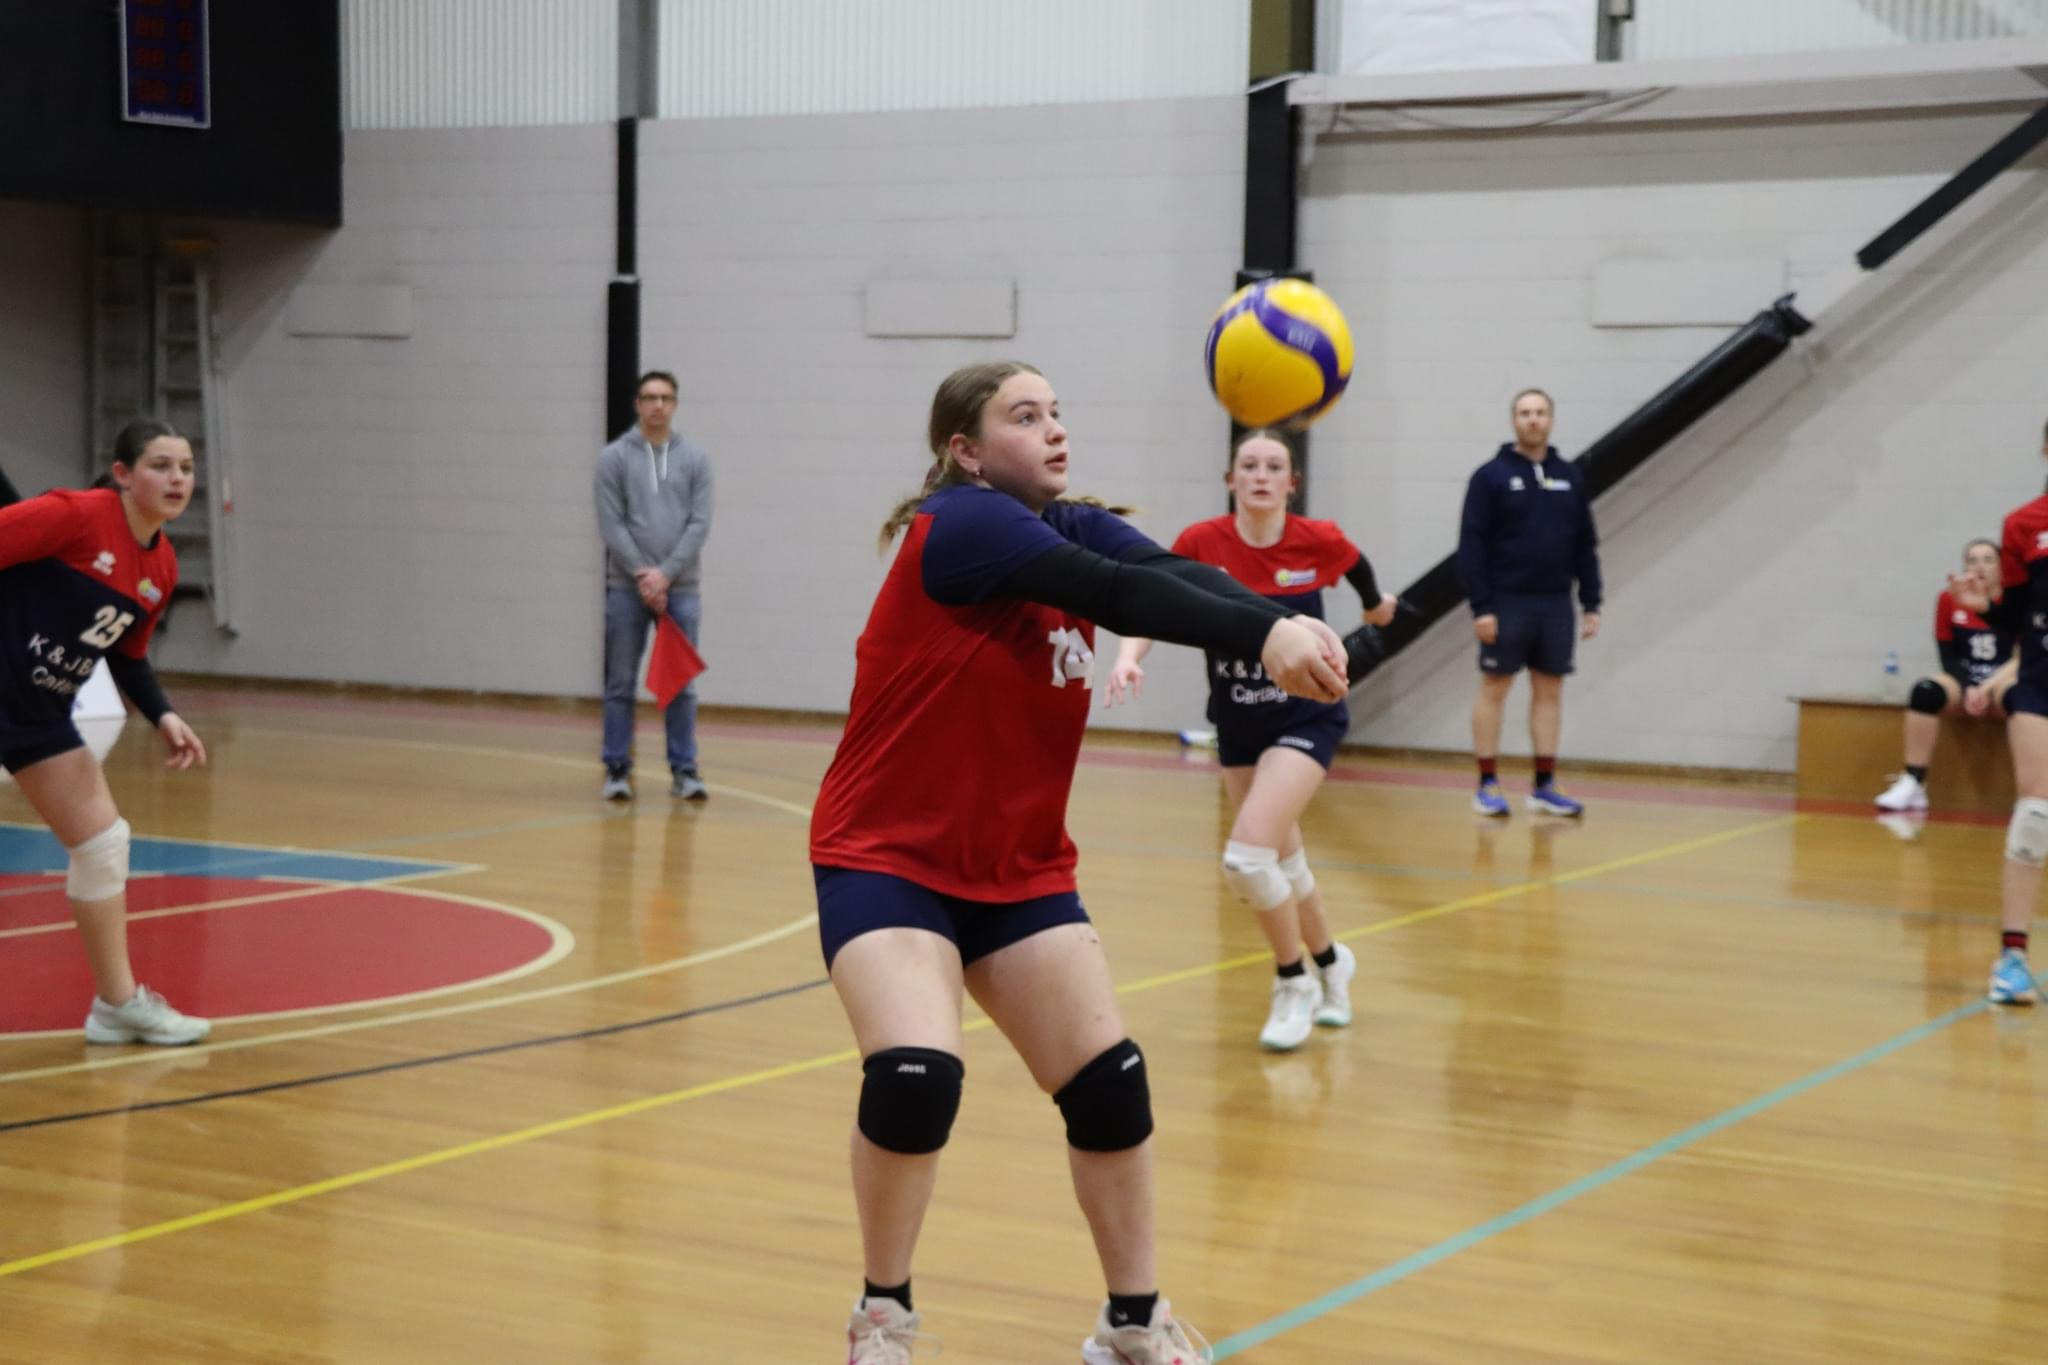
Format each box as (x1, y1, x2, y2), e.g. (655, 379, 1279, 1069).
(1883, 650, 1900, 700)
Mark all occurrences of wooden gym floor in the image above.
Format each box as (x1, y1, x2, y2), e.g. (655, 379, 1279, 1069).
(0, 685, 2043, 1363)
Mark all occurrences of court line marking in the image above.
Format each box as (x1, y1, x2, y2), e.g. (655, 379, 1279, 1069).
(0, 761, 820, 1084)
(0, 820, 478, 878)
(0, 867, 474, 941)
(0, 812, 1796, 1278)
(0, 978, 834, 1135)
(1208, 998, 1993, 1360)
(0, 886, 577, 1041)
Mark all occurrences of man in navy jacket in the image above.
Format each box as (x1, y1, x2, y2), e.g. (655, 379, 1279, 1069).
(1457, 389, 1601, 818)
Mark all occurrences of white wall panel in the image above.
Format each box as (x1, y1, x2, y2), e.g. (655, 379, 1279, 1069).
(347, 0, 617, 129)
(1630, 0, 2048, 61)
(658, 0, 1250, 118)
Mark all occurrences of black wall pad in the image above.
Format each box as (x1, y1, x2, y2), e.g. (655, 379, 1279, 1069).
(606, 280, 641, 444)
(606, 117, 641, 442)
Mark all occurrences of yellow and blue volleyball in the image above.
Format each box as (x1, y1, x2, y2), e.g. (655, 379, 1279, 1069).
(1203, 278, 1354, 429)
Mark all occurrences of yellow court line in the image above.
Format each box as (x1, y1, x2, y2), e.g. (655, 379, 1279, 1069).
(0, 812, 1799, 1279)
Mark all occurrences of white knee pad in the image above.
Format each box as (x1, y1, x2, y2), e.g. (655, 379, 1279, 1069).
(1279, 849, 1315, 902)
(1222, 841, 1291, 911)
(67, 818, 131, 902)
(2007, 798, 2048, 867)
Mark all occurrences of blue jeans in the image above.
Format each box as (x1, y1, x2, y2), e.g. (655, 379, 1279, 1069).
(602, 585, 700, 775)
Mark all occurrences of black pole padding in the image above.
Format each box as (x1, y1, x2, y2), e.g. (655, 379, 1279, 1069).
(1858, 101, 2048, 272)
(1346, 295, 1812, 686)
(1576, 294, 1811, 499)
(616, 116, 638, 274)
(606, 278, 640, 442)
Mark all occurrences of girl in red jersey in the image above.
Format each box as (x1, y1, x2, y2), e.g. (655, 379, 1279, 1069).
(812, 363, 1346, 1365)
(1105, 431, 1395, 1052)
(1951, 419, 2048, 1005)
(1874, 538, 2017, 812)
(0, 420, 209, 1045)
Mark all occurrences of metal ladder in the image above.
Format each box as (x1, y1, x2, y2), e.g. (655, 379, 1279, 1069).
(87, 213, 237, 635)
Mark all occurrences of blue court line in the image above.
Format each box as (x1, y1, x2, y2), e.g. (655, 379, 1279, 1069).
(0, 826, 456, 884)
(1211, 998, 1993, 1360)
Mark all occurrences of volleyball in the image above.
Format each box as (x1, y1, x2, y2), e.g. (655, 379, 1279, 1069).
(1203, 278, 1354, 429)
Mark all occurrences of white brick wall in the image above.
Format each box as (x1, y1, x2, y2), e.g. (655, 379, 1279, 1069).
(0, 203, 86, 501)
(637, 97, 1248, 731)
(1305, 105, 2048, 771)
(152, 125, 616, 693)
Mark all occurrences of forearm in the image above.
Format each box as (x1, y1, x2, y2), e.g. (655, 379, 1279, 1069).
(104, 653, 170, 726)
(997, 544, 1283, 659)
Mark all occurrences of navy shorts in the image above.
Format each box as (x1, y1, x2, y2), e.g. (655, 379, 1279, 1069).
(813, 865, 1091, 970)
(1479, 593, 1576, 677)
(1217, 708, 1348, 771)
(0, 721, 84, 775)
(2006, 673, 2048, 719)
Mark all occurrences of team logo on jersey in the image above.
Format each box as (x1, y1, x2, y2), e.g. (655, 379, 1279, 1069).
(92, 550, 116, 576)
(1540, 476, 1572, 491)
(1273, 568, 1317, 588)
(1954, 609, 1970, 624)
(1507, 476, 1525, 492)
(137, 578, 162, 604)
(2036, 530, 2048, 551)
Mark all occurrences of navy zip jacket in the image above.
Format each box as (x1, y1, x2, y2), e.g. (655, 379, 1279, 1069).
(1457, 444, 1602, 616)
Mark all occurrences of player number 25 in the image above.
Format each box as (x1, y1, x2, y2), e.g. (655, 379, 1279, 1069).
(80, 606, 136, 649)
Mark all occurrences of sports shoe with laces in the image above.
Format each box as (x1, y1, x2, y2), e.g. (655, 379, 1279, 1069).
(1989, 948, 2038, 1005)
(1472, 779, 1510, 817)
(1081, 1298, 1212, 1365)
(1258, 972, 1320, 1051)
(846, 1297, 927, 1365)
(1314, 942, 1356, 1028)
(83, 985, 210, 1045)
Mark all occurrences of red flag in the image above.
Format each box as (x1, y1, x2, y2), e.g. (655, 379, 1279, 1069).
(646, 615, 705, 709)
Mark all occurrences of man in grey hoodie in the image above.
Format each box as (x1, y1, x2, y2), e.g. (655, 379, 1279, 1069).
(594, 370, 714, 801)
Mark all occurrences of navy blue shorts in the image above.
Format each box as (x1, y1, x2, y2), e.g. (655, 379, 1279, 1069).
(813, 865, 1091, 970)
(0, 721, 84, 775)
(1217, 708, 1348, 771)
(1479, 593, 1576, 677)
(2006, 674, 2048, 719)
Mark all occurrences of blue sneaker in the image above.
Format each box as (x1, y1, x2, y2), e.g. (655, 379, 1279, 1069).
(1989, 949, 2038, 1005)
(1472, 780, 1510, 817)
(1526, 785, 1585, 818)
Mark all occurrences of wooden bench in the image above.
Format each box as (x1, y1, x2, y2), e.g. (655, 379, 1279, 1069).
(1795, 695, 2013, 813)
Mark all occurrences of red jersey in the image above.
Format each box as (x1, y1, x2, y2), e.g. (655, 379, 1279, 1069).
(1999, 494, 2048, 678)
(1170, 515, 1361, 731)
(810, 486, 1148, 900)
(1933, 589, 2012, 686)
(0, 488, 176, 742)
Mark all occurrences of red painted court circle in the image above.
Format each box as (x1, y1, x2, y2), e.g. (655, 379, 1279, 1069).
(0, 873, 566, 1035)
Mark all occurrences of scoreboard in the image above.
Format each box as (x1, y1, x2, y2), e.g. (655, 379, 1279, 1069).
(120, 0, 209, 128)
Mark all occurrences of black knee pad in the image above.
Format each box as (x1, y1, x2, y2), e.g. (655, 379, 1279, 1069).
(1052, 1039, 1154, 1153)
(1910, 678, 1949, 715)
(857, 1047, 964, 1155)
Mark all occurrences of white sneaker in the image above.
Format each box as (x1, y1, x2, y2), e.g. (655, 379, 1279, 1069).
(1081, 1299, 1212, 1365)
(1874, 773, 1928, 811)
(846, 1297, 926, 1365)
(1258, 973, 1320, 1051)
(83, 985, 210, 1046)
(1314, 942, 1356, 1028)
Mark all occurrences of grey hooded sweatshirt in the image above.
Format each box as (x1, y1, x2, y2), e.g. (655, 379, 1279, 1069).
(594, 427, 714, 592)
